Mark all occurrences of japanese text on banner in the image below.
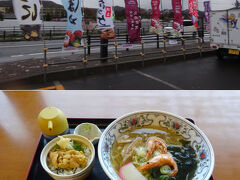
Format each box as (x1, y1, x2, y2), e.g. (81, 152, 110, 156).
(97, 0, 114, 29)
(204, 1, 210, 32)
(150, 0, 163, 35)
(97, 0, 116, 39)
(12, 0, 41, 25)
(62, 0, 83, 31)
(172, 0, 183, 32)
(12, 0, 41, 40)
(125, 0, 141, 43)
(62, 0, 83, 48)
(188, 0, 199, 28)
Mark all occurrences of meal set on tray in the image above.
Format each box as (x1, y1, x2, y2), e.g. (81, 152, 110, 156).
(31, 107, 214, 180)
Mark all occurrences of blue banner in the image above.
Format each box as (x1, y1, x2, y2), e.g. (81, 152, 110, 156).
(62, 0, 83, 31)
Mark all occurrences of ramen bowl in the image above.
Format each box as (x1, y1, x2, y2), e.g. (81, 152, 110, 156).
(98, 110, 214, 180)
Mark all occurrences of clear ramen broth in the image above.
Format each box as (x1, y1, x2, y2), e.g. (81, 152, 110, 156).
(110, 126, 198, 180)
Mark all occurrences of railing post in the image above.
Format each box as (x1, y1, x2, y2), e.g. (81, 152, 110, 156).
(43, 47, 48, 82)
(126, 34, 129, 51)
(100, 38, 108, 62)
(114, 41, 118, 72)
(181, 38, 186, 60)
(197, 37, 203, 57)
(157, 34, 159, 48)
(117, 28, 120, 37)
(140, 41, 145, 67)
(87, 34, 91, 55)
(162, 38, 167, 62)
(83, 45, 88, 71)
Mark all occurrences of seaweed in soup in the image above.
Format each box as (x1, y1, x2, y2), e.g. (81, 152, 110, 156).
(167, 143, 198, 180)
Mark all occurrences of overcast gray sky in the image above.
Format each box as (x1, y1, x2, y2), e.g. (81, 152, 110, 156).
(51, 0, 236, 10)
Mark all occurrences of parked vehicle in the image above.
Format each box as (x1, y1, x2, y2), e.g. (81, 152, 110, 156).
(210, 8, 240, 59)
(183, 20, 197, 37)
(163, 20, 197, 37)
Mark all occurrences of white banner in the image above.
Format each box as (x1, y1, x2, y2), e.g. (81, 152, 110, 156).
(97, 0, 114, 29)
(13, 0, 42, 25)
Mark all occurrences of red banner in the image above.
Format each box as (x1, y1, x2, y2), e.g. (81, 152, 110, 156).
(172, 0, 183, 31)
(124, 0, 141, 43)
(150, 0, 162, 34)
(188, 0, 199, 28)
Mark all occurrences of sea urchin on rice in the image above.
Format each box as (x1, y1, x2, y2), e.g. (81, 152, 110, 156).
(47, 136, 91, 175)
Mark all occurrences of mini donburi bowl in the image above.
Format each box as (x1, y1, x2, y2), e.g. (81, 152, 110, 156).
(98, 110, 214, 180)
(40, 134, 95, 180)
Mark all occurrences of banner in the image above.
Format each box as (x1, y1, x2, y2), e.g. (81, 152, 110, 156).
(172, 0, 183, 32)
(150, 0, 163, 35)
(12, 0, 41, 40)
(62, 0, 83, 48)
(125, 0, 141, 43)
(188, 0, 199, 28)
(97, 0, 116, 39)
(204, 1, 210, 32)
(12, 0, 41, 25)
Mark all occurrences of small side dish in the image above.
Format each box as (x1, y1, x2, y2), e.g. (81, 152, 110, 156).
(40, 134, 95, 180)
(74, 123, 102, 145)
(47, 136, 91, 175)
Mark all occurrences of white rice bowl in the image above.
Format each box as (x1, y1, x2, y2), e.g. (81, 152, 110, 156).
(40, 134, 95, 180)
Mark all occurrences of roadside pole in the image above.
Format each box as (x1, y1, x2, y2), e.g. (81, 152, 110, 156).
(100, 38, 108, 63)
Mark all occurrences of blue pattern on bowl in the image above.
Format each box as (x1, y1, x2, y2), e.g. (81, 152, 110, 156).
(98, 111, 214, 180)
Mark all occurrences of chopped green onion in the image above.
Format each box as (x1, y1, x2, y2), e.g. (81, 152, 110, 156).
(53, 144, 60, 151)
(160, 165, 171, 175)
(71, 140, 85, 153)
(159, 175, 169, 180)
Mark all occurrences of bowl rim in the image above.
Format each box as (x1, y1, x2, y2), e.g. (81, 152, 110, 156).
(98, 110, 215, 180)
(40, 134, 95, 178)
(73, 123, 102, 144)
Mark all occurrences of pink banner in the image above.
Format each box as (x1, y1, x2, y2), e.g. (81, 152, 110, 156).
(204, 1, 210, 32)
(188, 0, 199, 28)
(150, 0, 161, 32)
(124, 0, 141, 43)
(172, 0, 183, 31)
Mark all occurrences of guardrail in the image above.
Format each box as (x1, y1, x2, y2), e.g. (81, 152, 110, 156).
(41, 32, 209, 82)
(0, 25, 206, 41)
(0, 25, 148, 41)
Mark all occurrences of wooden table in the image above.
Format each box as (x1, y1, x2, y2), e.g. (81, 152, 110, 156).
(1, 91, 239, 180)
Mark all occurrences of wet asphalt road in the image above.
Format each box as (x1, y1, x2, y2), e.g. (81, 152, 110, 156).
(2, 54, 240, 90)
(59, 55, 240, 90)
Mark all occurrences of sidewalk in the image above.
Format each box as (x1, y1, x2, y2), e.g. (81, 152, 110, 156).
(0, 42, 214, 84)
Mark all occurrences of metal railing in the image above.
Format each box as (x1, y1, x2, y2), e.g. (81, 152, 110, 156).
(41, 31, 209, 82)
(0, 24, 150, 41)
(0, 28, 146, 41)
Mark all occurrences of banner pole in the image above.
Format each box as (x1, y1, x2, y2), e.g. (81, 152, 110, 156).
(82, 0, 87, 46)
(161, 0, 163, 30)
(138, 0, 142, 37)
(40, 0, 47, 82)
(40, 0, 46, 49)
